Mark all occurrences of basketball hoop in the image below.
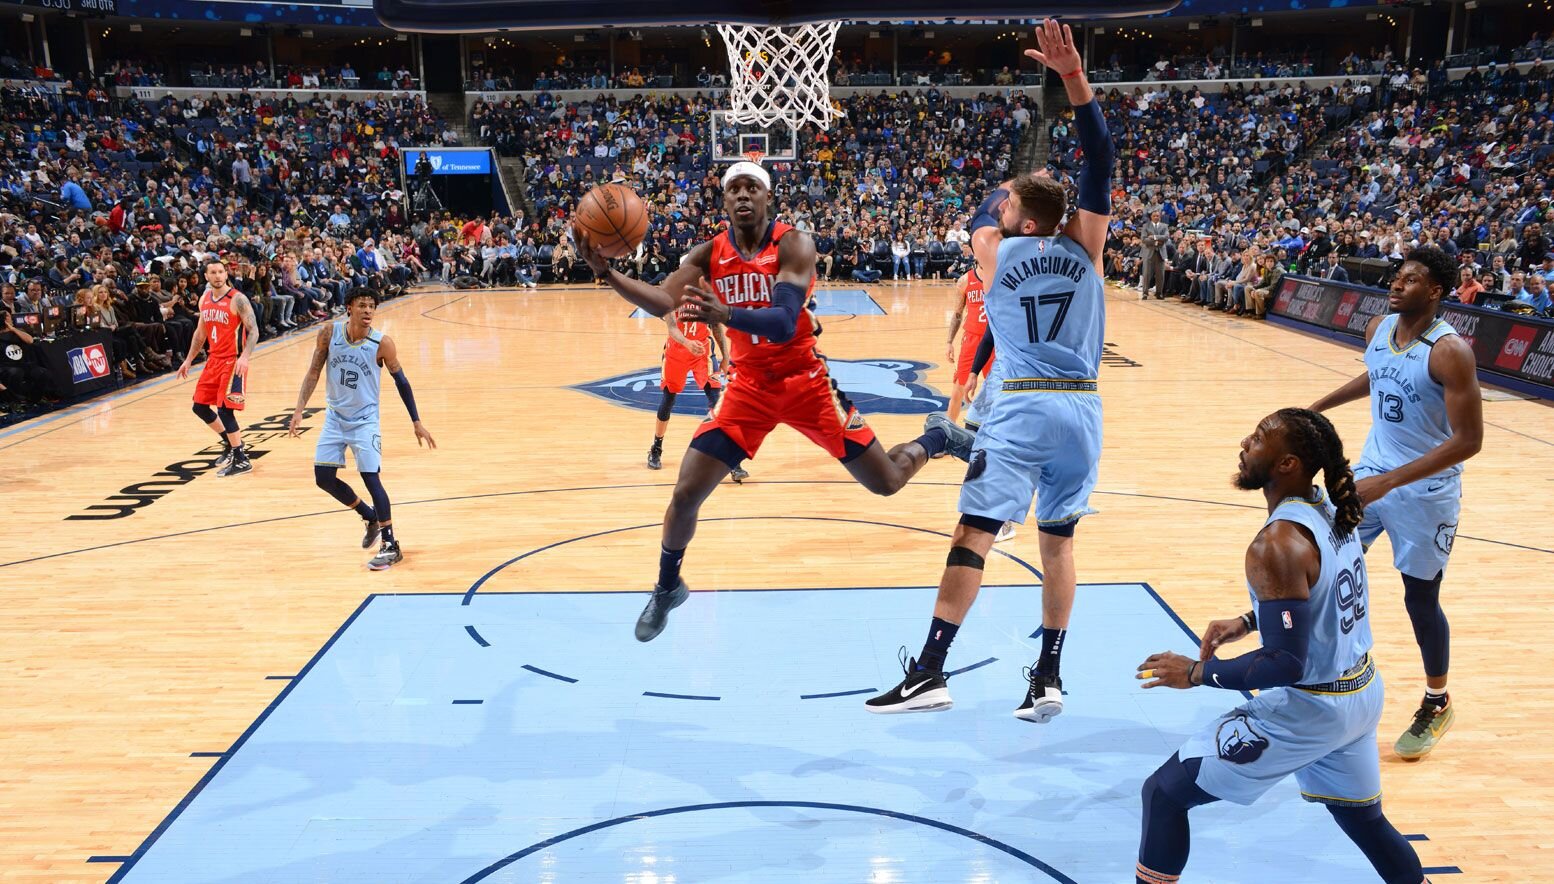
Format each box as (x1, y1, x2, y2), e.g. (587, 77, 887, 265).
(716, 21, 844, 130)
(743, 148, 766, 165)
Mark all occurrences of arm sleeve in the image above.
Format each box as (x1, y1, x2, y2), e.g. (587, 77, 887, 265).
(390, 369, 421, 422)
(726, 281, 804, 343)
(1199, 598, 1311, 691)
(1073, 100, 1115, 216)
(970, 329, 996, 375)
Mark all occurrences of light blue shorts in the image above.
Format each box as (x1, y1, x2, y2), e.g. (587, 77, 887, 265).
(1179, 671, 1384, 808)
(957, 390, 1101, 528)
(1354, 466, 1460, 578)
(315, 412, 382, 473)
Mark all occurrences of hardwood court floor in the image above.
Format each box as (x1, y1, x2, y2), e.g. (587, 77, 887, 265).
(1, 282, 1550, 882)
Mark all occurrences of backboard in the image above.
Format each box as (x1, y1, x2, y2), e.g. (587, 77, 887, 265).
(711, 111, 799, 164)
(375, 0, 1182, 34)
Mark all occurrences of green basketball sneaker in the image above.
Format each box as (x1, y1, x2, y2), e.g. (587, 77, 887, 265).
(1394, 700, 1455, 760)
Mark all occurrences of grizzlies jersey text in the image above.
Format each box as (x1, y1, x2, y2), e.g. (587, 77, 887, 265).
(326, 322, 383, 423)
(1254, 490, 1373, 685)
(1359, 314, 1459, 479)
(985, 235, 1105, 382)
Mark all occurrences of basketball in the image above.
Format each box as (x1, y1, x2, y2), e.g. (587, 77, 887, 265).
(573, 183, 649, 258)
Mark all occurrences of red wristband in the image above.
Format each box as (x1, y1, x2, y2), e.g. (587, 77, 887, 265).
(1060, 68, 1084, 79)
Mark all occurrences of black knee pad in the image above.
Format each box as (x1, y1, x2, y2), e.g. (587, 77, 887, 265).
(1038, 520, 1077, 538)
(216, 407, 239, 434)
(192, 403, 217, 423)
(958, 513, 1004, 535)
(314, 464, 340, 490)
(946, 546, 985, 570)
(656, 389, 677, 421)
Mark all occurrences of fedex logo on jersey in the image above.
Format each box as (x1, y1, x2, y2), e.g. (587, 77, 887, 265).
(68, 343, 110, 383)
(576, 358, 948, 416)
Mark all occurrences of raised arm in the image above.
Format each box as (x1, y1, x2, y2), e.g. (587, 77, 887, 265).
(378, 333, 437, 449)
(287, 326, 331, 435)
(1025, 19, 1112, 267)
(576, 232, 708, 317)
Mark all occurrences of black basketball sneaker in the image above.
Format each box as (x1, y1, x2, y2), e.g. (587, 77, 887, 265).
(635, 578, 688, 642)
(1014, 665, 1064, 723)
(865, 649, 953, 714)
(361, 520, 382, 550)
(729, 465, 749, 483)
(217, 455, 252, 477)
(647, 440, 663, 470)
(924, 413, 976, 462)
(368, 540, 402, 571)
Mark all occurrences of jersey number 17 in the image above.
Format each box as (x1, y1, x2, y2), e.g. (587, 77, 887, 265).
(1019, 292, 1074, 343)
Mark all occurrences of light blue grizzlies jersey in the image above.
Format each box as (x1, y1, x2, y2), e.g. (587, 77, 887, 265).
(326, 321, 383, 424)
(1252, 490, 1373, 685)
(1359, 313, 1459, 479)
(985, 235, 1105, 381)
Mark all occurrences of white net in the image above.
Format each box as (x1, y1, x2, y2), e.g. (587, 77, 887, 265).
(716, 21, 844, 130)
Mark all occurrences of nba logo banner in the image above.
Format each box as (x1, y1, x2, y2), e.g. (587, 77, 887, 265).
(68, 343, 110, 384)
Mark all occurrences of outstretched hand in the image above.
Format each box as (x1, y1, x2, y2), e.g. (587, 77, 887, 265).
(1023, 18, 1083, 76)
(679, 276, 731, 325)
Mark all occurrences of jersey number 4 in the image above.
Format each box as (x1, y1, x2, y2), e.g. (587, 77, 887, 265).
(1019, 292, 1074, 343)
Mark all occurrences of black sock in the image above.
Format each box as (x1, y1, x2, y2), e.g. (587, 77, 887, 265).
(380, 522, 396, 543)
(1036, 626, 1067, 677)
(918, 616, 959, 672)
(1423, 689, 1448, 711)
(657, 545, 684, 591)
(354, 501, 377, 521)
(914, 427, 948, 457)
(652, 435, 663, 447)
(231, 443, 248, 461)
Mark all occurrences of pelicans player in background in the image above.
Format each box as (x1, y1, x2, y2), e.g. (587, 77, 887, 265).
(178, 259, 259, 478)
(577, 161, 961, 642)
(946, 266, 993, 425)
(647, 310, 748, 484)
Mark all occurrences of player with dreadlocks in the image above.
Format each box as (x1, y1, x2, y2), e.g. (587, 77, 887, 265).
(1133, 408, 1431, 884)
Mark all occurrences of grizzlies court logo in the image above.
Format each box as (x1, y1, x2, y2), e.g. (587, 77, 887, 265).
(1435, 522, 1457, 555)
(1216, 713, 1271, 765)
(575, 359, 948, 417)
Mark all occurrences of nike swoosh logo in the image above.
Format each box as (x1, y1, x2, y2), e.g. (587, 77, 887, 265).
(720, 255, 738, 264)
(900, 680, 932, 698)
(809, 367, 823, 378)
(1211, 673, 1223, 687)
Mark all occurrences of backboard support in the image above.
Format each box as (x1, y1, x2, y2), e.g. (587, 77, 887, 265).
(375, 0, 1183, 34)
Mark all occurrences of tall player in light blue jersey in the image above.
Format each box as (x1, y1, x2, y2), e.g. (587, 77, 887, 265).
(1135, 409, 1429, 884)
(288, 288, 437, 570)
(1311, 247, 1482, 760)
(868, 19, 1111, 719)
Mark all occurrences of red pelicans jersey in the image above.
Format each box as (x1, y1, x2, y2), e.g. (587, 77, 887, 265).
(961, 270, 989, 338)
(669, 315, 712, 353)
(199, 287, 241, 359)
(707, 222, 818, 373)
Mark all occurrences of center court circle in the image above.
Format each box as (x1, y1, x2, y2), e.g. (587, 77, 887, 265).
(459, 800, 1079, 883)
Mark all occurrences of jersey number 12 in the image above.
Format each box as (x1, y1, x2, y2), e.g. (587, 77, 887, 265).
(1019, 292, 1074, 343)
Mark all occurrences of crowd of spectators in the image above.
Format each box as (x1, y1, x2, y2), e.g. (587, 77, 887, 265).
(0, 75, 450, 415)
(473, 88, 1030, 282)
(1094, 58, 1554, 319)
(184, 62, 420, 91)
